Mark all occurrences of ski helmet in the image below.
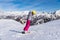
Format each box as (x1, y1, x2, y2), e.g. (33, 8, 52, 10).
(32, 10, 36, 15)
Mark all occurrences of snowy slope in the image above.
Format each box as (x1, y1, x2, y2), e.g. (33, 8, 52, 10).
(0, 19, 60, 40)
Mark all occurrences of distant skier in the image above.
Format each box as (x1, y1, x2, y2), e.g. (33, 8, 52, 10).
(22, 10, 36, 34)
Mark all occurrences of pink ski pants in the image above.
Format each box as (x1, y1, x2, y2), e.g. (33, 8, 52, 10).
(23, 20, 30, 31)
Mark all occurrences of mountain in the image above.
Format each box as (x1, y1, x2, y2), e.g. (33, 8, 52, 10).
(55, 10, 60, 16)
(0, 11, 29, 16)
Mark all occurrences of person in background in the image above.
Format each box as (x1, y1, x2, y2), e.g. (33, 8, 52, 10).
(22, 10, 36, 34)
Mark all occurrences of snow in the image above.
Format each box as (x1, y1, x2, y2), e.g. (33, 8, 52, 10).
(0, 11, 29, 16)
(55, 10, 60, 16)
(0, 19, 60, 40)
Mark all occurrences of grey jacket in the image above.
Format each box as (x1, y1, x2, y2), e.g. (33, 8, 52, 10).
(27, 12, 32, 20)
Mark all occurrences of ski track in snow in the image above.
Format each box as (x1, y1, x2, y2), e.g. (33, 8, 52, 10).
(0, 19, 60, 40)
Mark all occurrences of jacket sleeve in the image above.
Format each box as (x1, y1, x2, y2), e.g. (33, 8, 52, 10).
(27, 12, 32, 20)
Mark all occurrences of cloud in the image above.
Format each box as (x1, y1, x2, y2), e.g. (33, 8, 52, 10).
(0, 0, 40, 11)
(0, 0, 60, 11)
(18, 2, 41, 10)
(0, 0, 20, 11)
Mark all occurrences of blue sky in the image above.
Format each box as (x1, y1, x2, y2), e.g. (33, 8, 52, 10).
(0, 0, 60, 12)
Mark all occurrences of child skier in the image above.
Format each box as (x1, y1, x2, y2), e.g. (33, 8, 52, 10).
(22, 10, 36, 34)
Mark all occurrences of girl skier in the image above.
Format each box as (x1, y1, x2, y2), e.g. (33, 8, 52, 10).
(22, 10, 36, 34)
